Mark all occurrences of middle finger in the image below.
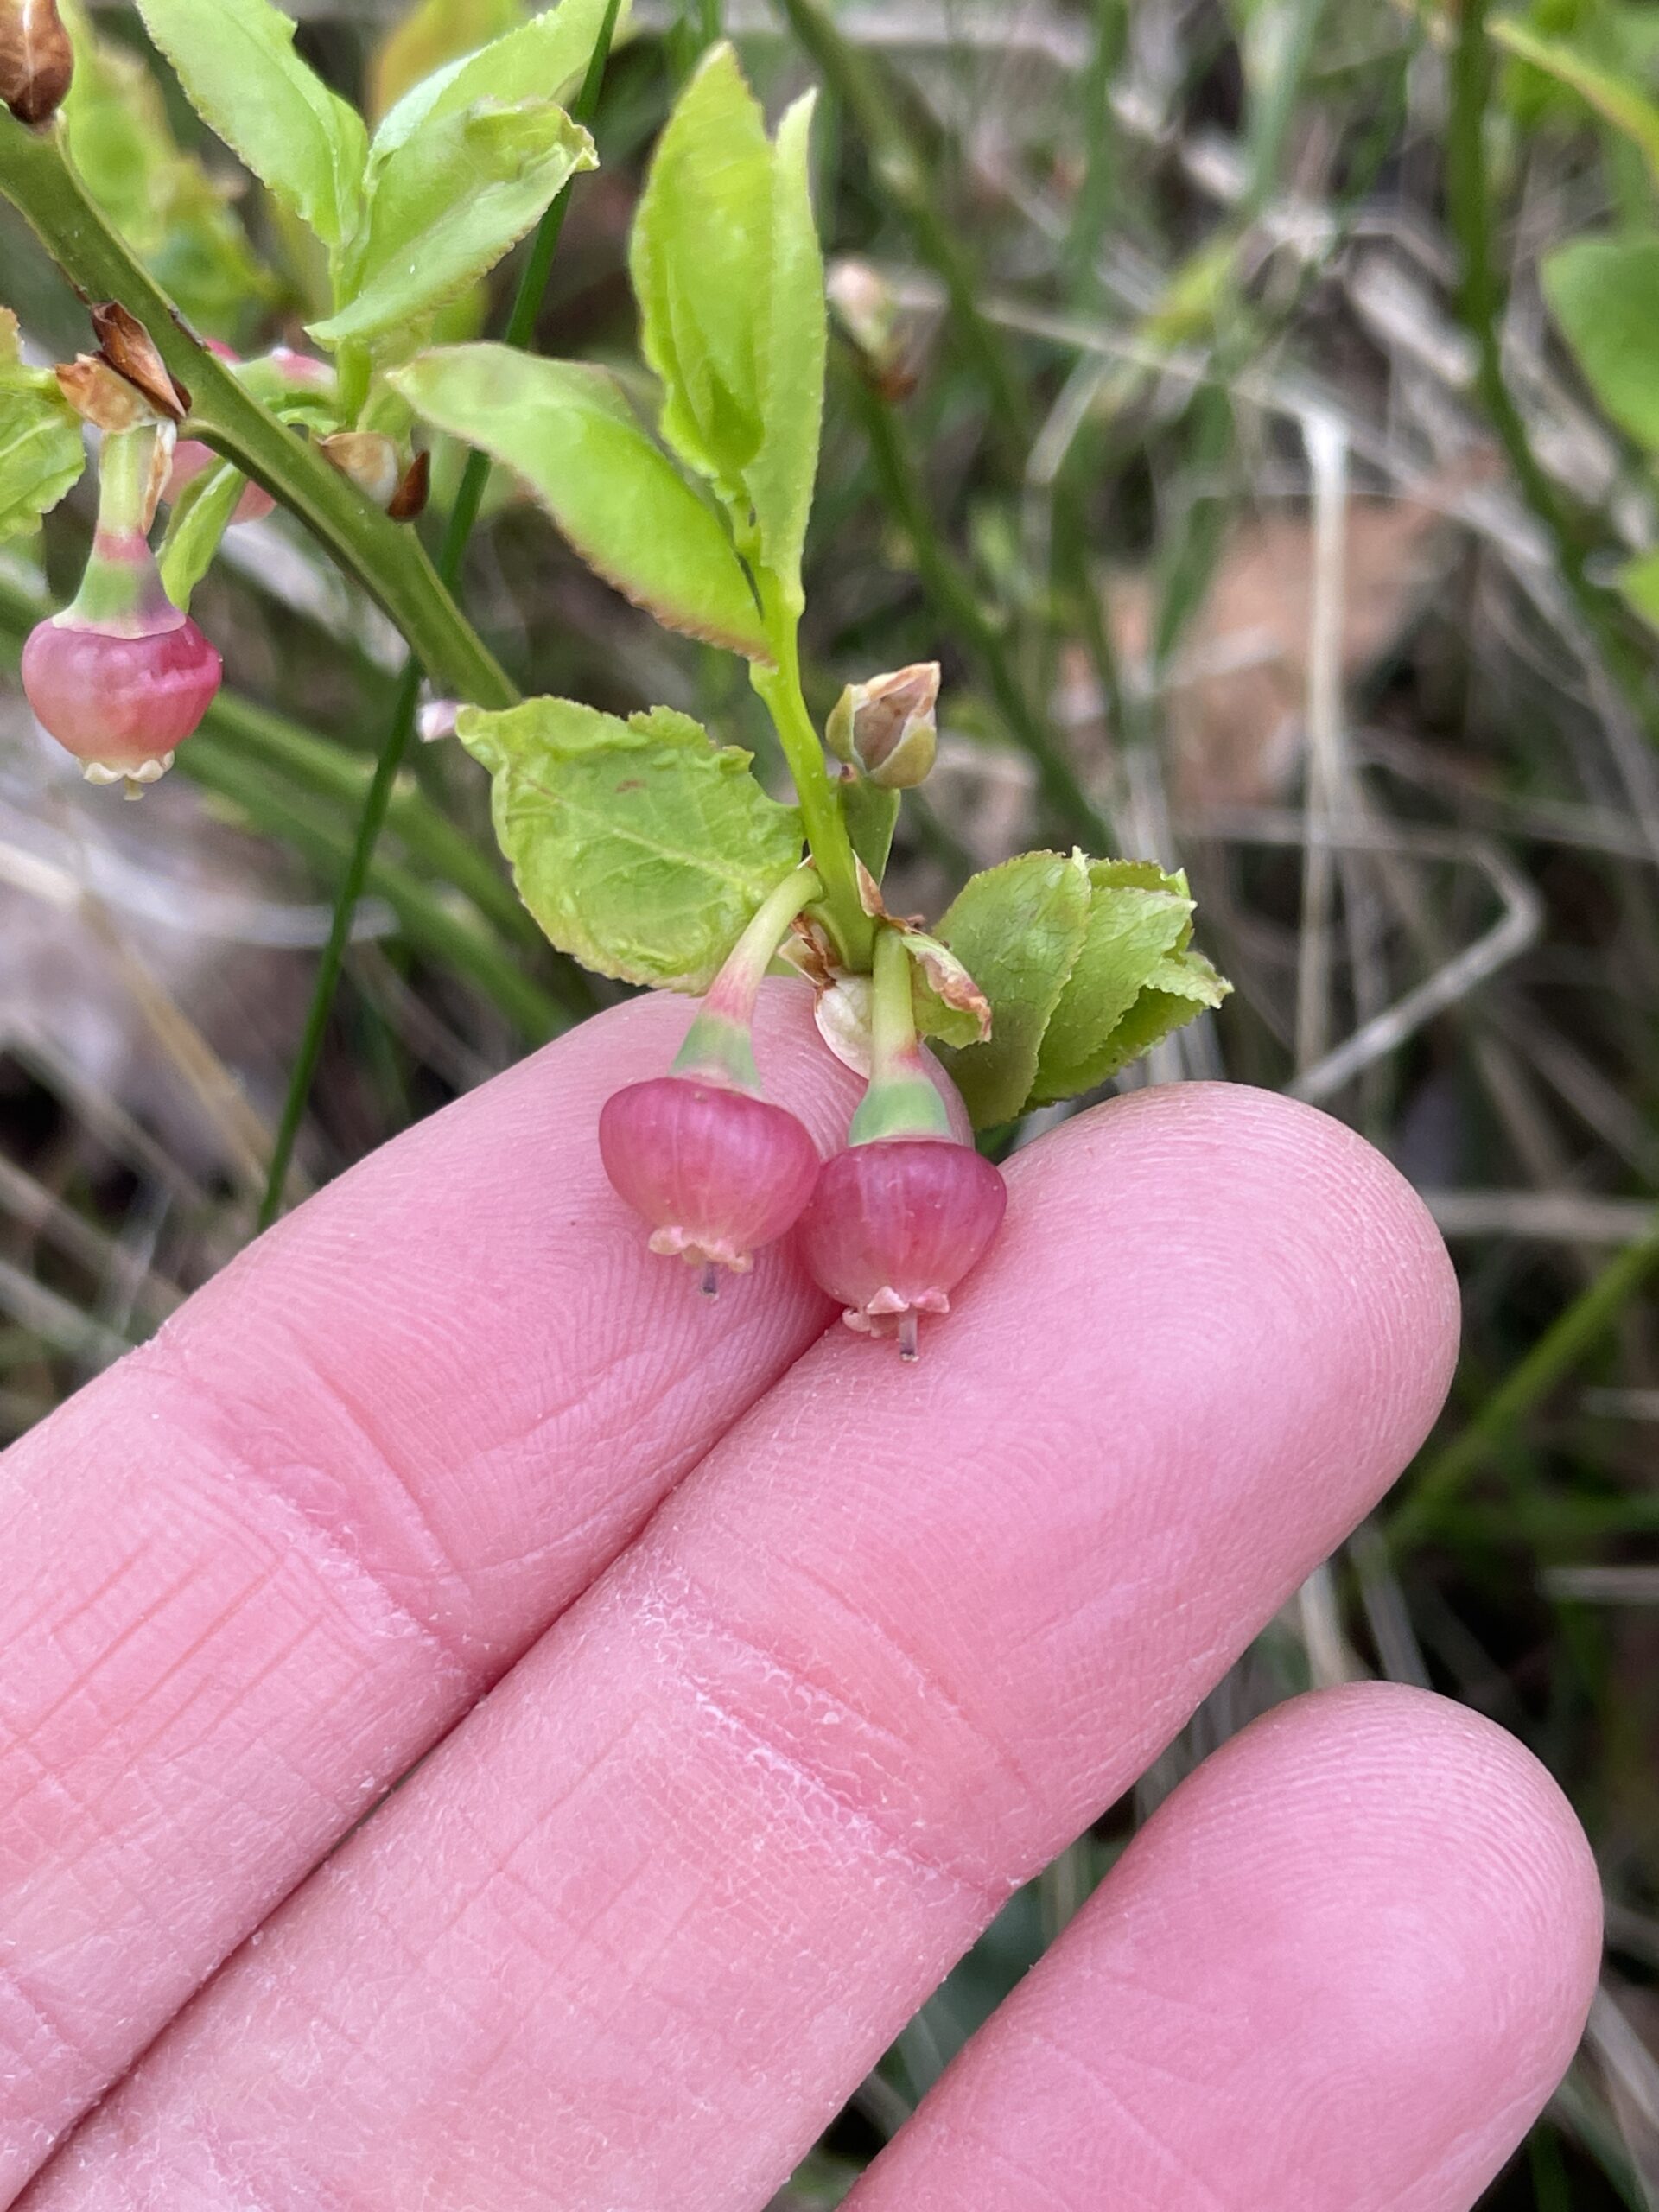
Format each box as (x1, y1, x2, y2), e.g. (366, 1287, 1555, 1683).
(29, 1082, 1458, 2210)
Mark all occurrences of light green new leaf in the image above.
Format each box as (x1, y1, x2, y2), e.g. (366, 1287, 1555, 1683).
(312, 101, 594, 348)
(1493, 18, 1659, 188)
(747, 92, 825, 607)
(134, 0, 368, 253)
(933, 851, 1093, 1127)
(373, 0, 625, 156)
(933, 852, 1231, 1126)
(60, 1, 273, 339)
(1542, 235, 1659, 450)
(392, 346, 771, 658)
(157, 459, 246, 608)
(368, 0, 523, 123)
(1031, 861, 1200, 1104)
(456, 696, 804, 988)
(0, 310, 85, 543)
(630, 42, 772, 497)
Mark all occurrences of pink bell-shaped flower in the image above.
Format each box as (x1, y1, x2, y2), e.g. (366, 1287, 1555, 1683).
(796, 925, 1007, 1357)
(600, 865, 824, 1294)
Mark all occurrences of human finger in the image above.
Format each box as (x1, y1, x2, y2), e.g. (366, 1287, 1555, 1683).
(846, 1683, 1599, 2212)
(23, 1084, 1459, 2209)
(0, 983, 858, 2195)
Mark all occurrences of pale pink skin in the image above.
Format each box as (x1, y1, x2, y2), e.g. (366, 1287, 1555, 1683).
(21, 615, 222, 769)
(796, 1135, 1007, 1344)
(0, 982, 1598, 2210)
(599, 1072, 822, 1274)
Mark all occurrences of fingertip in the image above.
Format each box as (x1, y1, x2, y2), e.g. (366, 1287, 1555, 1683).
(852, 1681, 1599, 2212)
(1213, 1681, 1603, 2081)
(1003, 1082, 1462, 1494)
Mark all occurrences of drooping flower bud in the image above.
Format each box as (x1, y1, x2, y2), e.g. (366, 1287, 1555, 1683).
(825, 662, 938, 790)
(320, 431, 404, 510)
(600, 865, 824, 1293)
(796, 925, 1006, 1357)
(1, 0, 73, 125)
(22, 422, 221, 796)
(165, 342, 275, 523)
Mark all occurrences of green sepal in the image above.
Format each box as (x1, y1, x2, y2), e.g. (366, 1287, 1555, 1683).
(456, 695, 804, 990)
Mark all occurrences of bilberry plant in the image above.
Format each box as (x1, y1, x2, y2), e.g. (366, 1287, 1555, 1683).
(0, 0, 1230, 1352)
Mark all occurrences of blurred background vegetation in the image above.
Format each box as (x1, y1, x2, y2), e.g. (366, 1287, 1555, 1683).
(4, 0, 1659, 2201)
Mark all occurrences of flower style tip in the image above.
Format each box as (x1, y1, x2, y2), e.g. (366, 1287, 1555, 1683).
(795, 1137, 1006, 1357)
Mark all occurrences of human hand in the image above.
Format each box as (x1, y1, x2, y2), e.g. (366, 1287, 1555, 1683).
(0, 986, 1599, 2209)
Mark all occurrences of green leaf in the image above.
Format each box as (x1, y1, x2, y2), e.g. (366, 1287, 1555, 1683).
(368, 0, 523, 123)
(1031, 860, 1227, 1103)
(133, 0, 368, 254)
(311, 101, 594, 349)
(0, 310, 85, 543)
(747, 91, 825, 606)
(455, 696, 804, 988)
(391, 346, 771, 658)
(1492, 17, 1659, 186)
(157, 458, 246, 608)
(1541, 235, 1659, 450)
(372, 0, 625, 156)
(901, 931, 992, 1052)
(630, 42, 772, 498)
(58, 0, 274, 340)
(933, 852, 1093, 1126)
(629, 47, 828, 602)
(933, 852, 1231, 1127)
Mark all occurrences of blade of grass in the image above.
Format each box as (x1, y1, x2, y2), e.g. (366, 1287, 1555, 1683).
(257, 0, 626, 1231)
(1391, 1215, 1659, 1551)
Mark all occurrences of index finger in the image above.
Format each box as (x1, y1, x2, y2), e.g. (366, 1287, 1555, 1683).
(0, 982, 857, 2197)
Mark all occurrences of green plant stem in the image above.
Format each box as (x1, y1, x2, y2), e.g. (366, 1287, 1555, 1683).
(0, 111, 513, 710)
(752, 625, 872, 966)
(1446, 0, 1653, 717)
(768, 0, 1029, 448)
(257, 0, 623, 1231)
(849, 925, 950, 1143)
(1391, 1216, 1659, 1551)
(846, 365, 1111, 846)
